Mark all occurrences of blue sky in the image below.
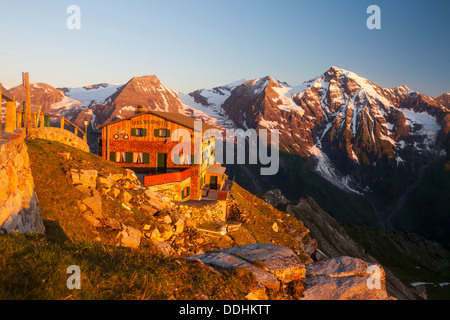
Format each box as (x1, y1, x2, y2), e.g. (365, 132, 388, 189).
(0, 0, 448, 96)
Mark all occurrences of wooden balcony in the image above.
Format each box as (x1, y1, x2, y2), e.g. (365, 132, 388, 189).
(143, 167, 191, 186)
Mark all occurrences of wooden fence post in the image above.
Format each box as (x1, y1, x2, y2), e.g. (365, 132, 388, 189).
(17, 110, 22, 128)
(22, 72, 32, 135)
(35, 106, 41, 128)
(0, 88, 2, 139)
(5, 98, 17, 133)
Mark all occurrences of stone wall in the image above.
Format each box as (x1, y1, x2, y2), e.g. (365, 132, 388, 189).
(29, 127, 89, 152)
(0, 129, 45, 234)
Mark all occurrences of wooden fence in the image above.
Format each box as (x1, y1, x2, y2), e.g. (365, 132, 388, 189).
(15, 108, 87, 141)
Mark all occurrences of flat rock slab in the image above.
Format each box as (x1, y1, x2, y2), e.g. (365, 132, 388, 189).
(187, 251, 280, 290)
(82, 196, 102, 218)
(70, 169, 98, 188)
(221, 243, 306, 282)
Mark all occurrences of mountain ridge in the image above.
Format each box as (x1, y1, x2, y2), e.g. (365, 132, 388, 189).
(8, 68, 450, 242)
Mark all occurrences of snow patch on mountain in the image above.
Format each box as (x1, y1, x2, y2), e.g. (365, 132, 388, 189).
(400, 109, 441, 140)
(179, 79, 247, 129)
(65, 83, 122, 107)
(308, 145, 362, 195)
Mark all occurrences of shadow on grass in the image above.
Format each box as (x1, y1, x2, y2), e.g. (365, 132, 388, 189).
(43, 220, 72, 245)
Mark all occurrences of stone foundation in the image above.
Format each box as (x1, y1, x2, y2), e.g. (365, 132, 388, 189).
(0, 129, 44, 234)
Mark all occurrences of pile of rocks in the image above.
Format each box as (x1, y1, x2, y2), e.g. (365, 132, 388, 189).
(143, 211, 213, 257)
(71, 168, 164, 249)
(70, 167, 212, 255)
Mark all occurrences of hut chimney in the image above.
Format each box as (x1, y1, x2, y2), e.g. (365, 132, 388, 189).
(135, 105, 147, 115)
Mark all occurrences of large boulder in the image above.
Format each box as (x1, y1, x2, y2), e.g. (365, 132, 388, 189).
(186, 243, 306, 290)
(301, 256, 393, 300)
(220, 243, 306, 282)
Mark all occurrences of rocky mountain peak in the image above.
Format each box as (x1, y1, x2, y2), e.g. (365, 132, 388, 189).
(105, 75, 182, 113)
(9, 82, 65, 112)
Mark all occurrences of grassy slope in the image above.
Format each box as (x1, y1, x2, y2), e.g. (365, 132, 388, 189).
(0, 139, 249, 300)
(230, 184, 312, 262)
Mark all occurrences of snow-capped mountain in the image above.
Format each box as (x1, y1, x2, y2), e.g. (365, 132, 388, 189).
(181, 67, 449, 193)
(53, 75, 186, 134)
(59, 83, 123, 108)
(179, 79, 246, 128)
(10, 67, 449, 196)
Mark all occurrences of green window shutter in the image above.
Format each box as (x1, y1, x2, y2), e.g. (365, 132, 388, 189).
(181, 189, 185, 199)
(131, 128, 136, 136)
(191, 154, 197, 165)
(154, 129, 159, 137)
(110, 152, 116, 162)
(187, 187, 190, 197)
(157, 153, 167, 169)
(174, 153, 180, 165)
(44, 116, 50, 127)
(166, 129, 170, 138)
(143, 153, 150, 164)
(142, 129, 147, 136)
(125, 152, 133, 164)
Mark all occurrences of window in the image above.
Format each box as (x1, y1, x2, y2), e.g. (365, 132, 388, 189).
(154, 129, 170, 138)
(131, 128, 147, 137)
(181, 186, 191, 200)
(134, 153, 144, 164)
(125, 152, 133, 164)
(114, 152, 126, 163)
(143, 153, 150, 164)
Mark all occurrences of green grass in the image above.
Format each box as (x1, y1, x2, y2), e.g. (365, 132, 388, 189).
(0, 233, 246, 300)
(230, 184, 311, 262)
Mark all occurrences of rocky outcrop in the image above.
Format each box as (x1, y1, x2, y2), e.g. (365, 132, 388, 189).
(0, 130, 44, 234)
(286, 196, 424, 300)
(187, 243, 394, 300)
(260, 189, 290, 208)
(302, 256, 390, 300)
